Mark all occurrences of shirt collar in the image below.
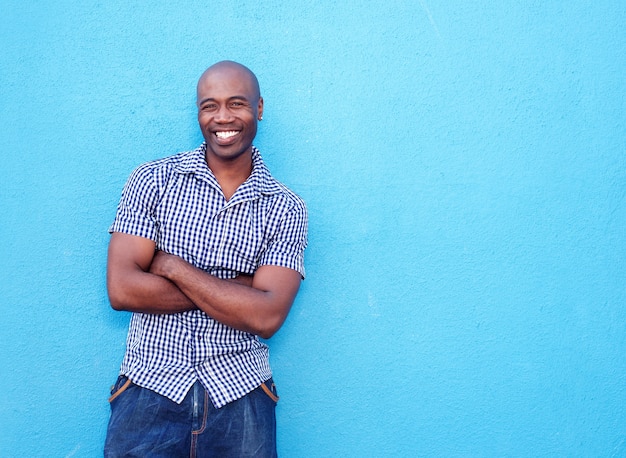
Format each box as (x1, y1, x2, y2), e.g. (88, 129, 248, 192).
(174, 143, 282, 198)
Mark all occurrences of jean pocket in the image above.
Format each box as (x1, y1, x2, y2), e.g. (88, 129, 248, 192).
(108, 376, 133, 403)
(259, 378, 279, 403)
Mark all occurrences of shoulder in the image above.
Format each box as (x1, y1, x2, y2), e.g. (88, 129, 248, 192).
(272, 180, 307, 213)
(253, 147, 306, 213)
(264, 180, 308, 235)
(260, 168, 307, 216)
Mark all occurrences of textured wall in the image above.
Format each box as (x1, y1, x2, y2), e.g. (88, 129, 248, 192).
(1, 1, 625, 456)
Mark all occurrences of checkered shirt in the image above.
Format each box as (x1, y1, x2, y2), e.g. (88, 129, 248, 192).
(109, 143, 307, 407)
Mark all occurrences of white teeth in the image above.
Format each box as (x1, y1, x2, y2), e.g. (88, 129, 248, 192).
(215, 131, 239, 139)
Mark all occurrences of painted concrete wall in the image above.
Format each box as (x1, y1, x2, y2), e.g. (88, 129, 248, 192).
(1, 1, 624, 456)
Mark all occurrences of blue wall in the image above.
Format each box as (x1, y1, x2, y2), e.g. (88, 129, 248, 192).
(1, 1, 625, 456)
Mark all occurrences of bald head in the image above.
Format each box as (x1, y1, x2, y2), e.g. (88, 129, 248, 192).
(197, 61, 261, 103)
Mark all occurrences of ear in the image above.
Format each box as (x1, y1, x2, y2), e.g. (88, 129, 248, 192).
(257, 97, 264, 120)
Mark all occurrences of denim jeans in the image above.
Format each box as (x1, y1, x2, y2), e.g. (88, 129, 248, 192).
(104, 376, 278, 457)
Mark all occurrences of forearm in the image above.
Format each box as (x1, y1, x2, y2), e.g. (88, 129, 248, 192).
(151, 253, 296, 338)
(107, 268, 196, 314)
(106, 232, 196, 314)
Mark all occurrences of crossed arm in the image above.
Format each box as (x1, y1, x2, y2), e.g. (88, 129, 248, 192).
(106, 232, 301, 339)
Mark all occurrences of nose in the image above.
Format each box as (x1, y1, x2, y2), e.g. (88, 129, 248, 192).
(215, 105, 234, 122)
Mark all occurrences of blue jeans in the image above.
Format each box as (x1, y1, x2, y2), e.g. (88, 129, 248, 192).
(104, 376, 278, 457)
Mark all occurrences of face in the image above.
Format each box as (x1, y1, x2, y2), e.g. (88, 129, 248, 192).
(197, 64, 263, 164)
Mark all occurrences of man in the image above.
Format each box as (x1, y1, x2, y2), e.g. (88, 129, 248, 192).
(104, 61, 307, 457)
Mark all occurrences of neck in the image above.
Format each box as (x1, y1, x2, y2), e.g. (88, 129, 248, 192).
(205, 150, 253, 201)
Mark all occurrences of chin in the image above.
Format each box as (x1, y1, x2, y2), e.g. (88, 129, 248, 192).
(209, 144, 250, 161)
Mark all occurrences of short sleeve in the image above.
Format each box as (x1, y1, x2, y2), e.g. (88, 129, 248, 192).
(109, 163, 159, 241)
(259, 199, 308, 278)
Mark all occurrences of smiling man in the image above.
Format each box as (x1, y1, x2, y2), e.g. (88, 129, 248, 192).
(104, 61, 308, 457)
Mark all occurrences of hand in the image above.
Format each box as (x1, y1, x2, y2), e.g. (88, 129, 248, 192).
(149, 250, 178, 278)
(150, 250, 253, 288)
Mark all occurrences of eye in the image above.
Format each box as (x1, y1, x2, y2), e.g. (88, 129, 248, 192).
(201, 103, 218, 111)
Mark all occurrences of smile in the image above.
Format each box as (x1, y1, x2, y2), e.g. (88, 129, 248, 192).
(215, 131, 240, 139)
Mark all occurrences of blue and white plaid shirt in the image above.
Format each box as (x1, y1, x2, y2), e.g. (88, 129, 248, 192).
(109, 143, 307, 407)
